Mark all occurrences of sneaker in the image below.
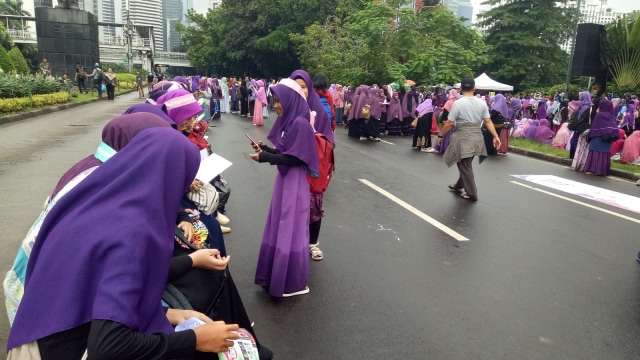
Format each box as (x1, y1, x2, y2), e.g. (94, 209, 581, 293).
(422, 147, 437, 153)
(359, 136, 367, 141)
(373, 137, 381, 141)
(282, 286, 309, 297)
(220, 225, 231, 234)
(216, 213, 230, 225)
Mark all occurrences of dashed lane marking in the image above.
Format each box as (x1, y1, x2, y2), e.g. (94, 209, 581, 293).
(359, 179, 469, 241)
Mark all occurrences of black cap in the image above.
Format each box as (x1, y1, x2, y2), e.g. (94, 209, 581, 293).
(461, 77, 475, 92)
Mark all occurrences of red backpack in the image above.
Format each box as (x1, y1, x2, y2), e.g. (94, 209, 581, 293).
(307, 133, 335, 194)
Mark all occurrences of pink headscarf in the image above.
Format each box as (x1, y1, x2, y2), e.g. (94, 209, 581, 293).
(443, 89, 458, 112)
(255, 80, 268, 105)
(156, 89, 203, 124)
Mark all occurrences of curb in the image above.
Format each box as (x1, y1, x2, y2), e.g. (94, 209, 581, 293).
(0, 89, 136, 127)
(508, 145, 640, 181)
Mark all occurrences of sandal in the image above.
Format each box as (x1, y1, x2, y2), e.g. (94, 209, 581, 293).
(460, 193, 477, 202)
(310, 245, 324, 261)
(448, 184, 463, 193)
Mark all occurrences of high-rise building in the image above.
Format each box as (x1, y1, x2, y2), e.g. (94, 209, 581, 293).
(443, 0, 474, 26)
(79, 0, 116, 39)
(162, 0, 183, 51)
(123, 0, 163, 51)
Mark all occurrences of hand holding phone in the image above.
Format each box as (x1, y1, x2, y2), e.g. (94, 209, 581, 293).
(246, 134, 261, 152)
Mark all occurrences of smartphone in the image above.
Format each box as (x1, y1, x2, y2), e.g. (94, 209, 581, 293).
(245, 133, 258, 147)
(188, 210, 200, 218)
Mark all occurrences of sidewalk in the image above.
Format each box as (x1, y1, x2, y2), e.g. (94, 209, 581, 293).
(508, 145, 640, 181)
(0, 89, 135, 127)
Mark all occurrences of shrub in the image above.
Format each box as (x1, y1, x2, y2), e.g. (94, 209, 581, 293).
(0, 91, 70, 113)
(0, 46, 15, 73)
(0, 74, 63, 98)
(8, 47, 30, 75)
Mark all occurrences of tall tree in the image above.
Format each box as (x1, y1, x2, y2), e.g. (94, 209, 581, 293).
(8, 46, 28, 73)
(292, 1, 486, 86)
(0, 0, 31, 30)
(477, 0, 578, 91)
(0, 22, 14, 51)
(602, 11, 640, 92)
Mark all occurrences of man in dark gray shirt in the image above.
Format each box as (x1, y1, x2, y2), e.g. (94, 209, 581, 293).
(436, 78, 500, 201)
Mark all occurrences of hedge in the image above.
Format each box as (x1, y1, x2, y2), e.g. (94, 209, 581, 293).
(0, 74, 63, 98)
(0, 91, 70, 113)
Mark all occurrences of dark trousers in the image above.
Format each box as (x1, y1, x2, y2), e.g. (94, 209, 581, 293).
(106, 84, 115, 100)
(569, 132, 579, 159)
(454, 157, 477, 199)
(77, 78, 87, 93)
(310, 219, 322, 245)
(93, 79, 102, 97)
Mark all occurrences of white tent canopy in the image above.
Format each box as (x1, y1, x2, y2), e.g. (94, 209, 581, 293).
(454, 73, 513, 92)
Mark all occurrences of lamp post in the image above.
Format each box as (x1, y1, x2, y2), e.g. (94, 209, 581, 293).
(565, 0, 582, 95)
(124, 0, 134, 73)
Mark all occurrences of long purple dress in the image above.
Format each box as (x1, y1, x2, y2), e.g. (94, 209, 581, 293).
(255, 80, 319, 297)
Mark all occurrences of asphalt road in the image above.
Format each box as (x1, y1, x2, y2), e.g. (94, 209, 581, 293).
(1, 92, 640, 359)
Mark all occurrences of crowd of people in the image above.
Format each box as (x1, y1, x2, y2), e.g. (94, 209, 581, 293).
(6, 66, 639, 358)
(3, 67, 346, 359)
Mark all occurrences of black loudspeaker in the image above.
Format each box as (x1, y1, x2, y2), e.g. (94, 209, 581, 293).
(571, 23, 605, 77)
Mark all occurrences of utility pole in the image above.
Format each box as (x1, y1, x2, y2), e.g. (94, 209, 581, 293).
(565, 0, 582, 95)
(125, 0, 133, 73)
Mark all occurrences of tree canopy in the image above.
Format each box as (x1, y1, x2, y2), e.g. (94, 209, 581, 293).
(178, 0, 486, 85)
(602, 11, 640, 92)
(477, 0, 578, 91)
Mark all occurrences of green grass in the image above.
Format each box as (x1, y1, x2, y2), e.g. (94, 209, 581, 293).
(510, 137, 640, 174)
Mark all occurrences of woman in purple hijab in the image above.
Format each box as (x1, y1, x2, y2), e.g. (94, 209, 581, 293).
(290, 70, 335, 145)
(533, 118, 555, 145)
(571, 91, 593, 169)
(386, 91, 402, 136)
(8, 127, 242, 358)
(620, 104, 636, 136)
(251, 78, 318, 297)
(487, 94, 509, 155)
(583, 99, 619, 176)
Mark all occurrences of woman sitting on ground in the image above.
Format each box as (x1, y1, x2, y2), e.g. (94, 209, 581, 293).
(8, 128, 239, 359)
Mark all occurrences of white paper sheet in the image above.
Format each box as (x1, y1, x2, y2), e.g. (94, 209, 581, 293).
(195, 152, 233, 183)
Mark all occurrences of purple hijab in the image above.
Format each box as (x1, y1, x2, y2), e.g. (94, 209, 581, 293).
(173, 76, 189, 91)
(157, 89, 203, 124)
(267, 79, 319, 176)
(387, 92, 402, 121)
(368, 87, 382, 120)
(621, 104, 636, 129)
(578, 91, 592, 118)
(192, 75, 200, 94)
(8, 127, 199, 350)
(525, 119, 540, 139)
(290, 69, 335, 145)
(536, 100, 547, 120)
(491, 94, 509, 119)
(416, 99, 433, 117)
(508, 98, 522, 123)
(533, 119, 555, 145)
(123, 103, 175, 128)
(401, 87, 417, 118)
(50, 113, 171, 199)
(589, 99, 619, 139)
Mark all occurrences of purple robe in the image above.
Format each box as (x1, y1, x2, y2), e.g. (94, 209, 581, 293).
(256, 81, 318, 297)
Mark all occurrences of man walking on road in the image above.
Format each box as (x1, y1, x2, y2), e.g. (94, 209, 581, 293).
(436, 77, 500, 201)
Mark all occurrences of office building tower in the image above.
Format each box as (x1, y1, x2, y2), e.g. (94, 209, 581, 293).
(443, 0, 473, 26)
(163, 0, 183, 51)
(123, 0, 163, 51)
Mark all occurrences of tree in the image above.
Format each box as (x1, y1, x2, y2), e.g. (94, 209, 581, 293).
(17, 43, 38, 71)
(8, 46, 29, 74)
(477, 0, 579, 91)
(292, 0, 487, 85)
(0, 22, 14, 51)
(602, 11, 640, 92)
(0, 0, 31, 30)
(0, 46, 16, 73)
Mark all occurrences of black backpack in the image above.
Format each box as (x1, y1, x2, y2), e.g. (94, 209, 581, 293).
(95, 69, 103, 82)
(568, 107, 590, 134)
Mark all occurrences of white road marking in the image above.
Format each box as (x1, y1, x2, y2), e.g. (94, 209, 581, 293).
(510, 181, 640, 224)
(359, 179, 469, 241)
(379, 139, 395, 145)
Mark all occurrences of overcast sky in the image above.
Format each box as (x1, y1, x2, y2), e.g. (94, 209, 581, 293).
(471, 0, 640, 22)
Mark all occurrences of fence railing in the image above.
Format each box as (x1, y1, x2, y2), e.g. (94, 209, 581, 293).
(7, 28, 34, 40)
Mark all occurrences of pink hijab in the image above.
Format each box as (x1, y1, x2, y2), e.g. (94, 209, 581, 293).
(620, 131, 640, 163)
(443, 89, 458, 112)
(255, 80, 268, 105)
